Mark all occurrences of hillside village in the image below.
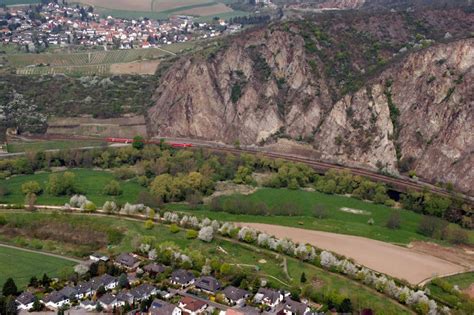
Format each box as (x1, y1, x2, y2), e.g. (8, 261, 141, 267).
(0, 2, 243, 52)
(11, 251, 320, 315)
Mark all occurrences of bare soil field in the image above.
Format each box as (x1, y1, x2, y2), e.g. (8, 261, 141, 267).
(110, 60, 160, 75)
(241, 223, 468, 285)
(46, 115, 147, 138)
(176, 3, 233, 16)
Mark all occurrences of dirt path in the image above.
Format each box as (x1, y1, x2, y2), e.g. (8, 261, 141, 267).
(241, 223, 468, 285)
(0, 243, 82, 263)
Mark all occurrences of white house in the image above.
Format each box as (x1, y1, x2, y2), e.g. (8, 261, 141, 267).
(15, 292, 35, 310)
(42, 291, 69, 309)
(254, 288, 283, 309)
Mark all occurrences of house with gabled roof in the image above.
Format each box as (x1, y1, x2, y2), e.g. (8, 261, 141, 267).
(130, 283, 157, 302)
(99, 293, 124, 310)
(15, 291, 35, 310)
(254, 288, 283, 309)
(178, 296, 207, 315)
(115, 253, 140, 270)
(75, 281, 95, 299)
(280, 298, 311, 315)
(170, 269, 195, 288)
(42, 291, 69, 309)
(222, 286, 250, 306)
(195, 276, 221, 294)
(143, 263, 166, 276)
(149, 298, 181, 315)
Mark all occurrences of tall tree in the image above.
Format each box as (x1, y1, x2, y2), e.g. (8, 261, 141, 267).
(2, 278, 17, 297)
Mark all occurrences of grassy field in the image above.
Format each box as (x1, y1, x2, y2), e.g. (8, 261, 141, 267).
(167, 188, 474, 245)
(426, 272, 474, 311)
(7, 140, 107, 153)
(0, 211, 411, 314)
(0, 169, 147, 206)
(438, 272, 474, 290)
(0, 245, 75, 289)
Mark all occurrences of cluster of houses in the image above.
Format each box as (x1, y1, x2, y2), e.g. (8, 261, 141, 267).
(14, 252, 314, 314)
(0, 2, 242, 51)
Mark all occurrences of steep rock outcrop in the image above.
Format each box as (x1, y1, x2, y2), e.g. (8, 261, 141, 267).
(148, 9, 473, 194)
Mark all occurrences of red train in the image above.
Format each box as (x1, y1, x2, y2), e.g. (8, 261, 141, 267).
(105, 138, 192, 148)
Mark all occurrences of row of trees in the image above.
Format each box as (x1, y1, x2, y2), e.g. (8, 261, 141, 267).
(0, 145, 470, 226)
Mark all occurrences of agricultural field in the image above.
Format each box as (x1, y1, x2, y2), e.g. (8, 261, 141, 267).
(0, 245, 75, 289)
(168, 188, 474, 245)
(7, 43, 194, 75)
(0, 169, 147, 206)
(77, 0, 247, 20)
(6, 139, 107, 153)
(0, 211, 412, 314)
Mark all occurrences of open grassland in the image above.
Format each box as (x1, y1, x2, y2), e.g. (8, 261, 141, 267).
(0, 169, 147, 206)
(167, 188, 474, 245)
(426, 273, 474, 311)
(439, 272, 474, 290)
(6, 139, 107, 153)
(0, 211, 412, 314)
(0, 245, 75, 289)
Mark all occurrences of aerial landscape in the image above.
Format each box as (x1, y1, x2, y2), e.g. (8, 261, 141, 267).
(0, 0, 473, 314)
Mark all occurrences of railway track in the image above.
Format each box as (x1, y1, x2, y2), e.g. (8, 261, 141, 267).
(4, 134, 472, 204)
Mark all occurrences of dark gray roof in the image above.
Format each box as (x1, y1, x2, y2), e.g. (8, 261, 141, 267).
(43, 291, 67, 304)
(257, 288, 281, 304)
(115, 253, 139, 267)
(59, 286, 77, 298)
(117, 291, 134, 303)
(143, 263, 166, 274)
(91, 274, 117, 289)
(16, 292, 35, 305)
(234, 306, 261, 315)
(75, 281, 93, 294)
(99, 293, 117, 305)
(130, 283, 156, 300)
(195, 276, 221, 293)
(171, 269, 195, 284)
(80, 300, 96, 307)
(149, 299, 177, 315)
(223, 286, 250, 301)
(283, 299, 309, 314)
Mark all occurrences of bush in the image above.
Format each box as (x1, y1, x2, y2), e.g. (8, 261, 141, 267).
(144, 219, 154, 230)
(445, 226, 469, 245)
(136, 191, 162, 208)
(113, 167, 136, 180)
(0, 215, 7, 226)
(313, 204, 328, 219)
(46, 172, 79, 196)
(103, 180, 123, 196)
(21, 181, 42, 195)
(417, 216, 448, 238)
(82, 201, 97, 212)
(169, 224, 180, 233)
(385, 211, 401, 229)
(186, 229, 198, 239)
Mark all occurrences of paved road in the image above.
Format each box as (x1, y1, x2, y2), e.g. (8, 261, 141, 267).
(0, 243, 82, 263)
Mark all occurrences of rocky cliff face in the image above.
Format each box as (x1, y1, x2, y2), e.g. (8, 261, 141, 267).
(148, 8, 474, 194)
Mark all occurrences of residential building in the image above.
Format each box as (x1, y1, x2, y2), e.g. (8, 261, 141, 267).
(42, 291, 69, 309)
(222, 286, 250, 305)
(130, 283, 157, 302)
(195, 276, 221, 294)
(170, 269, 195, 287)
(99, 293, 124, 310)
(15, 292, 35, 310)
(280, 299, 311, 315)
(143, 263, 166, 276)
(80, 300, 97, 311)
(254, 288, 283, 308)
(178, 296, 207, 315)
(149, 298, 181, 315)
(91, 273, 118, 290)
(115, 253, 140, 270)
(90, 253, 110, 262)
(75, 281, 95, 299)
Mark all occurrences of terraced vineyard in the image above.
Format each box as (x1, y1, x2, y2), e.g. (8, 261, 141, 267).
(8, 44, 193, 75)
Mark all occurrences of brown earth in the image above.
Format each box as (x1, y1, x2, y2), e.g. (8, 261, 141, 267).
(46, 115, 147, 138)
(240, 223, 468, 285)
(110, 60, 160, 75)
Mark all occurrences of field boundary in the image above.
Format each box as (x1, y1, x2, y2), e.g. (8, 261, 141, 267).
(0, 242, 82, 263)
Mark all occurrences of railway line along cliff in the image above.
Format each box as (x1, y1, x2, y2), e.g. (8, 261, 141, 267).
(148, 8, 474, 195)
